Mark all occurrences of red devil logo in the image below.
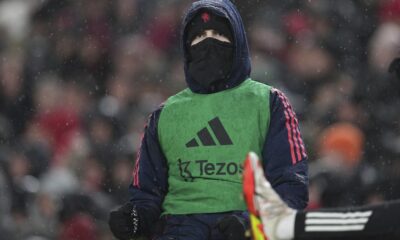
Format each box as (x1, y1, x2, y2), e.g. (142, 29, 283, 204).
(201, 12, 210, 23)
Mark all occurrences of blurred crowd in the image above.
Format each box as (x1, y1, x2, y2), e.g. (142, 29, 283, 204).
(0, 0, 400, 239)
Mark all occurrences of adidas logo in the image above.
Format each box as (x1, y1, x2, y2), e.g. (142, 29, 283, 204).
(186, 117, 233, 147)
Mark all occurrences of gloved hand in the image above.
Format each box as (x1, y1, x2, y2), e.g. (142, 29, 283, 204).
(216, 214, 248, 240)
(109, 202, 139, 240)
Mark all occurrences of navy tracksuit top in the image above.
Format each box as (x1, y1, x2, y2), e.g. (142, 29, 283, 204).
(128, 0, 309, 238)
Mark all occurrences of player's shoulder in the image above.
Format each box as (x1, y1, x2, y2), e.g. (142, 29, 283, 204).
(241, 78, 272, 97)
(162, 88, 192, 108)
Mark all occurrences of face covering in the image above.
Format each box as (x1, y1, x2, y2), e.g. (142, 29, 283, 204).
(188, 38, 233, 90)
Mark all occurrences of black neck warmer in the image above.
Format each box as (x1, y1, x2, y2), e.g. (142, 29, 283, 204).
(188, 38, 233, 92)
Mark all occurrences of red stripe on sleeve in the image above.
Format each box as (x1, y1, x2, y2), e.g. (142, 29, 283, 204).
(277, 91, 302, 161)
(132, 133, 145, 187)
(273, 88, 297, 164)
(294, 115, 307, 158)
(283, 107, 298, 164)
(275, 89, 307, 162)
(286, 101, 307, 159)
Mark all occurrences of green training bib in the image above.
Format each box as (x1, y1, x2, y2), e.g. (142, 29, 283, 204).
(158, 79, 271, 214)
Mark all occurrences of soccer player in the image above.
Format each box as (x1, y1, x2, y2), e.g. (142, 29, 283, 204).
(109, 1, 308, 239)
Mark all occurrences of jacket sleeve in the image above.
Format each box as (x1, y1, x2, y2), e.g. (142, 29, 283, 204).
(261, 88, 309, 210)
(129, 105, 168, 235)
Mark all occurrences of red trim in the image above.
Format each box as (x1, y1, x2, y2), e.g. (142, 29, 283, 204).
(273, 88, 297, 164)
(283, 104, 297, 165)
(132, 103, 166, 188)
(294, 115, 307, 158)
(132, 132, 145, 187)
(201, 12, 210, 23)
(278, 91, 302, 161)
(275, 89, 307, 162)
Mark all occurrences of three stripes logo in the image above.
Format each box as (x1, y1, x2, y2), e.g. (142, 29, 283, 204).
(186, 117, 233, 148)
(305, 210, 372, 232)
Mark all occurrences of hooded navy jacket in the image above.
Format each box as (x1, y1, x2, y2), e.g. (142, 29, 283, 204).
(182, 0, 251, 94)
(129, 0, 308, 235)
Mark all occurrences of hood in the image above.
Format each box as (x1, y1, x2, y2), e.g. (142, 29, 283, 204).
(181, 0, 251, 94)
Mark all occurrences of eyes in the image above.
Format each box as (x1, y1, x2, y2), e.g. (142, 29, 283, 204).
(190, 30, 231, 46)
(196, 30, 223, 38)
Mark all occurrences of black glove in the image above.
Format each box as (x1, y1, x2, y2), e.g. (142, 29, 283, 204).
(109, 202, 139, 240)
(216, 214, 248, 240)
